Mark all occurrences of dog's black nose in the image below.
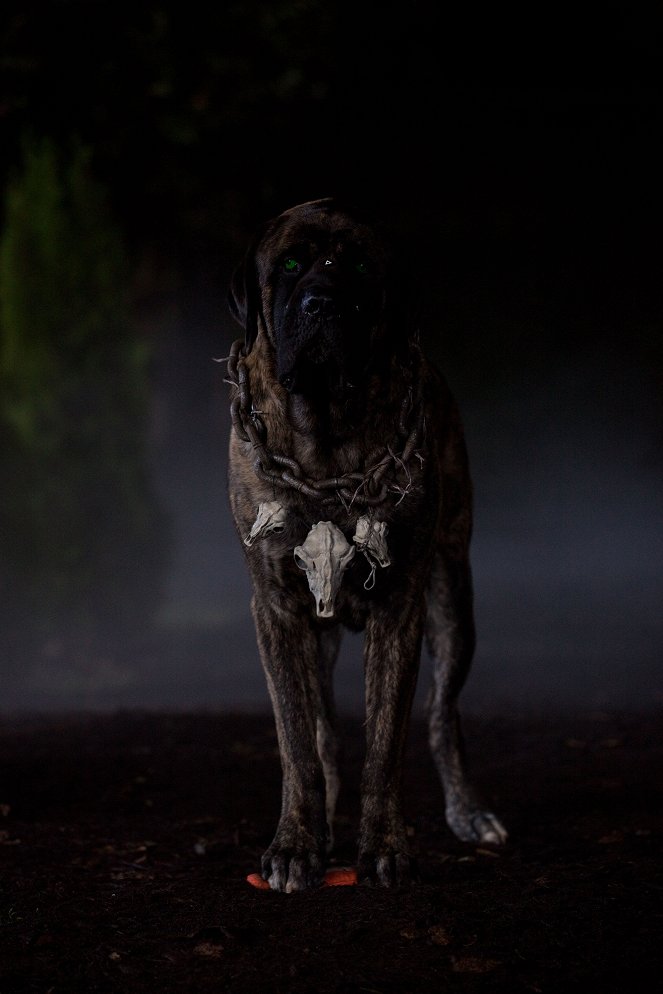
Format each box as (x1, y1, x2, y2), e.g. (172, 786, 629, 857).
(300, 290, 335, 317)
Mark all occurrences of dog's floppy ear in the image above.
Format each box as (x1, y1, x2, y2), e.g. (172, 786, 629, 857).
(228, 234, 264, 353)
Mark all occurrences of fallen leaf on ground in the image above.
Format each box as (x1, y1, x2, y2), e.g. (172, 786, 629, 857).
(427, 925, 450, 945)
(452, 956, 500, 973)
(193, 942, 224, 958)
(597, 830, 624, 844)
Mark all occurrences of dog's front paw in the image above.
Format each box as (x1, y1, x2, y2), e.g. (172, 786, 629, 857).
(261, 831, 326, 893)
(357, 814, 415, 887)
(358, 797, 415, 887)
(446, 805, 508, 846)
(357, 846, 414, 888)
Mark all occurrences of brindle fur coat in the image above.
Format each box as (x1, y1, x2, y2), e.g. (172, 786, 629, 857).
(226, 198, 507, 891)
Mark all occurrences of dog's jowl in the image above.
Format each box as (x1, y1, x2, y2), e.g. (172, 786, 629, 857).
(225, 198, 507, 892)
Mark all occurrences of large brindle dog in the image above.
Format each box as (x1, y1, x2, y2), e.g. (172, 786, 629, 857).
(226, 197, 507, 891)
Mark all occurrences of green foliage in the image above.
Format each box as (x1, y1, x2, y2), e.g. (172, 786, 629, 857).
(0, 135, 168, 663)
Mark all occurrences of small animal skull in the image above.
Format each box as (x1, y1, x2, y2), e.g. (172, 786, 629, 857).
(353, 515, 391, 568)
(244, 501, 287, 547)
(294, 521, 355, 618)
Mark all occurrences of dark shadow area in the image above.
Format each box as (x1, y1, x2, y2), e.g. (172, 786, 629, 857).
(0, 708, 661, 992)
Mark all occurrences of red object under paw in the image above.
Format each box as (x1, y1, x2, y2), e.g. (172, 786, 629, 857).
(247, 867, 357, 890)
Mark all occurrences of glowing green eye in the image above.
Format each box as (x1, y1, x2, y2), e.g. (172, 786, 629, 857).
(355, 261, 368, 274)
(283, 257, 299, 273)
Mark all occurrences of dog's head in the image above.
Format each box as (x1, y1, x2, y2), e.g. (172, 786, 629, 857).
(228, 198, 406, 397)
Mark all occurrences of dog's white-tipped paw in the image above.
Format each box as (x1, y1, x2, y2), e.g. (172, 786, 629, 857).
(447, 806, 508, 845)
(471, 812, 508, 845)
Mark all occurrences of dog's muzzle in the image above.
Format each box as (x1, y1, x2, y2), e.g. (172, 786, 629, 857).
(276, 282, 373, 395)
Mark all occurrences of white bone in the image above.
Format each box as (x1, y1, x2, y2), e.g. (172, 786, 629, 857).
(244, 501, 287, 547)
(353, 515, 391, 568)
(294, 521, 355, 618)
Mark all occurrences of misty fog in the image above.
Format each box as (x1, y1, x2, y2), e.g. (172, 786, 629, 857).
(5, 288, 660, 715)
(1, 11, 661, 715)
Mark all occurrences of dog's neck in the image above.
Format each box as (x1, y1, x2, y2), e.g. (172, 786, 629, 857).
(226, 337, 425, 513)
(285, 367, 390, 444)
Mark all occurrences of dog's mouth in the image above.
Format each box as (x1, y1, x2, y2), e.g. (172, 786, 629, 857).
(278, 347, 365, 398)
(279, 364, 361, 398)
(277, 309, 374, 398)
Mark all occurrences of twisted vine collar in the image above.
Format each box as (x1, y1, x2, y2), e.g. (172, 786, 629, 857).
(223, 338, 426, 512)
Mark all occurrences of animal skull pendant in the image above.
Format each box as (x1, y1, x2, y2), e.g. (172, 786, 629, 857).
(245, 501, 287, 546)
(353, 515, 391, 568)
(294, 521, 356, 618)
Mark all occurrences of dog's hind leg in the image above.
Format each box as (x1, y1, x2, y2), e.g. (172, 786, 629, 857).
(316, 625, 342, 852)
(425, 553, 508, 845)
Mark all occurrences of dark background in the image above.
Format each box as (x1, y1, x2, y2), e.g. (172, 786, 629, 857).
(1, 2, 661, 714)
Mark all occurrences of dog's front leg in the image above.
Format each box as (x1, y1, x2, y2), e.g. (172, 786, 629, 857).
(251, 595, 327, 892)
(358, 599, 425, 887)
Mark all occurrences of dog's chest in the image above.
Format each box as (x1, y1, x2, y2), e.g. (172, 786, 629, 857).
(241, 477, 429, 626)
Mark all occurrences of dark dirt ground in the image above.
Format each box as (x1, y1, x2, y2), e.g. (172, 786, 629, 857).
(0, 707, 661, 994)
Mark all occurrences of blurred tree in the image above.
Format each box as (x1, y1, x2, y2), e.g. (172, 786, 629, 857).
(0, 135, 168, 670)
